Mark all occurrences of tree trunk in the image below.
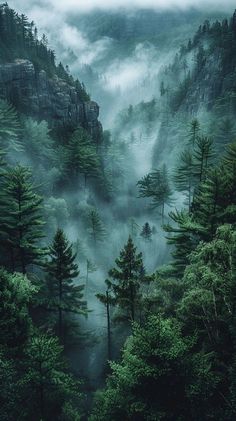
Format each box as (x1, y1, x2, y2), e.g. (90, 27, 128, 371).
(106, 290, 112, 360)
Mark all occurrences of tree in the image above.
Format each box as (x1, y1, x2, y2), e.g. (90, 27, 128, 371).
(107, 237, 144, 322)
(0, 165, 45, 273)
(66, 128, 100, 187)
(90, 316, 217, 421)
(0, 269, 35, 353)
(87, 209, 106, 245)
(188, 118, 200, 148)
(194, 135, 214, 182)
(137, 165, 173, 223)
(0, 99, 21, 151)
(96, 284, 115, 361)
(140, 222, 152, 242)
(20, 333, 82, 420)
(44, 229, 87, 341)
(173, 149, 195, 211)
(22, 118, 54, 166)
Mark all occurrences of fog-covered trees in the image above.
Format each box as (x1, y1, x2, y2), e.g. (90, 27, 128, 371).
(87, 209, 106, 245)
(107, 236, 144, 321)
(44, 229, 87, 341)
(137, 165, 173, 222)
(0, 165, 45, 273)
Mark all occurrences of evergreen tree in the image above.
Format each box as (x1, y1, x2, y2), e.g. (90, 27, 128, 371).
(173, 149, 195, 210)
(188, 118, 200, 148)
(0, 99, 21, 151)
(140, 222, 152, 242)
(87, 209, 106, 245)
(20, 333, 82, 420)
(44, 229, 87, 341)
(137, 165, 173, 222)
(0, 165, 45, 273)
(66, 128, 100, 186)
(107, 236, 144, 321)
(193, 135, 214, 182)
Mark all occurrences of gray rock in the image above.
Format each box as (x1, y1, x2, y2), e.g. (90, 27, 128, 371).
(0, 59, 102, 141)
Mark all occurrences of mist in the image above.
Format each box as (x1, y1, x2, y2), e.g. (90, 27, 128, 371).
(9, 0, 232, 385)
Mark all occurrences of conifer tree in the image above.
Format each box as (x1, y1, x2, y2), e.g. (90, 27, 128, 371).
(21, 333, 81, 420)
(140, 222, 152, 242)
(0, 165, 45, 273)
(66, 128, 100, 186)
(0, 99, 21, 151)
(107, 236, 144, 321)
(44, 229, 87, 341)
(87, 209, 106, 245)
(173, 149, 195, 211)
(137, 165, 173, 222)
(194, 135, 214, 182)
(188, 118, 200, 148)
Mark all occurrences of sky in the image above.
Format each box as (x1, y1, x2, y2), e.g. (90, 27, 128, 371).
(10, 0, 236, 14)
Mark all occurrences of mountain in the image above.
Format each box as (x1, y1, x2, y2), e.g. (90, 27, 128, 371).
(0, 3, 102, 140)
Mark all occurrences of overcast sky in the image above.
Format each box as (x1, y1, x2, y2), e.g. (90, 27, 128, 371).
(10, 0, 236, 14)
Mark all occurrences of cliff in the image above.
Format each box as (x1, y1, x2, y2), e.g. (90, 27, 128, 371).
(0, 59, 102, 141)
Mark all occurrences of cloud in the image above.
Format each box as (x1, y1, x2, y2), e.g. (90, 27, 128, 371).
(10, 0, 236, 15)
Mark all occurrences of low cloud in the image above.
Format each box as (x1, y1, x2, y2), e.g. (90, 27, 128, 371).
(10, 0, 236, 15)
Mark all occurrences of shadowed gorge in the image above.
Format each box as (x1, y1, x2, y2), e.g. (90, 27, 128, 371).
(1, 2, 236, 420)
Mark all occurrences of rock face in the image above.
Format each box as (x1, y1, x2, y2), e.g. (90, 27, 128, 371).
(0, 59, 102, 140)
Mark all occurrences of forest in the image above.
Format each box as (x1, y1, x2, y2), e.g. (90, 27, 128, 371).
(1, 1, 236, 420)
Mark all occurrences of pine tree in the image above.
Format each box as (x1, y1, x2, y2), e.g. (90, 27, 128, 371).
(21, 333, 81, 420)
(0, 99, 21, 151)
(140, 222, 152, 242)
(96, 284, 115, 360)
(66, 128, 100, 186)
(188, 118, 200, 148)
(0, 165, 45, 273)
(87, 209, 106, 245)
(107, 237, 144, 321)
(44, 229, 87, 341)
(194, 135, 214, 182)
(137, 165, 173, 223)
(173, 149, 195, 211)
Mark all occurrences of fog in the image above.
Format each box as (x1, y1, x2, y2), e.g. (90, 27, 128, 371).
(8, 0, 234, 392)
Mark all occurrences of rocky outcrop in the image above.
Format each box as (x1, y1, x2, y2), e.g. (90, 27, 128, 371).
(0, 59, 102, 140)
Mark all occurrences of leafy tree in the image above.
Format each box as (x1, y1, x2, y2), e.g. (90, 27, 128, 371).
(44, 229, 87, 341)
(140, 222, 152, 242)
(107, 236, 144, 321)
(0, 165, 45, 273)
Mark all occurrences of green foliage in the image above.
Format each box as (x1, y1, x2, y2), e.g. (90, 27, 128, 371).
(65, 128, 101, 185)
(87, 209, 106, 245)
(0, 99, 21, 151)
(0, 268, 35, 352)
(44, 229, 87, 341)
(137, 165, 173, 222)
(20, 333, 82, 420)
(107, 236, 144, 321)
(140, 222, 152, 242)
(0, 165, 45, 273)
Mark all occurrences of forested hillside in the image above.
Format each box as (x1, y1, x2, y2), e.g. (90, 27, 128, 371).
(1, 2, 236, 420)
